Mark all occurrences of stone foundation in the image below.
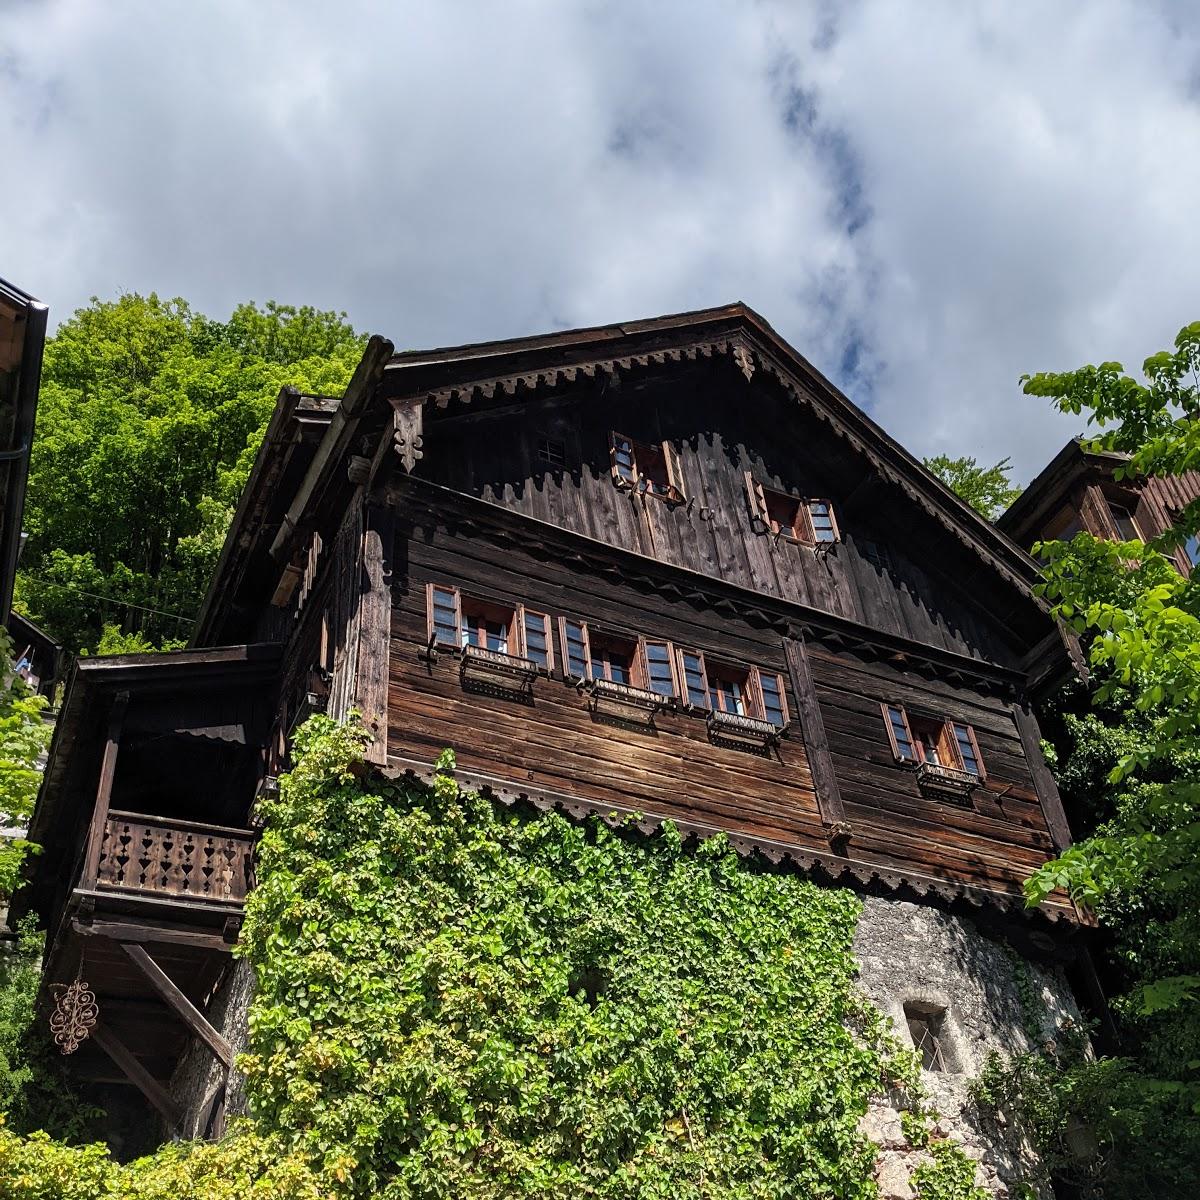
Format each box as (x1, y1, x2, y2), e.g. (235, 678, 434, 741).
(169, 959, 255, 1139)
(854, 896, 1081, 1198)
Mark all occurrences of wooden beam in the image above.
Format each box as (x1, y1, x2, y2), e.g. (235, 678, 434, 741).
(120, 943, 233, 1069)
(91, 1022, 183, 1129)
(355, 503, 394, 765)
(72, 918, 238, 953)
(80, 691, 129, 890)
(1013, 701, 1073, 851)
(782, 635, 846, 827)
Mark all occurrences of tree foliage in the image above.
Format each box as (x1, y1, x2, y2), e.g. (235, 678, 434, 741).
(1015, 321, 1200, 1194)
(17, 295, 365, 652)
(922, 454, 1023, 521)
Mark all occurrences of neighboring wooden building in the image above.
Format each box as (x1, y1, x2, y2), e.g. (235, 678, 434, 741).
(17, 303, 1089, 1137)
(999, 436, 1200, 570)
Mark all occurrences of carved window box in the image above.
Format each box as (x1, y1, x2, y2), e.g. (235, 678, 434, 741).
(583, 678, 667, 722)
(706, 709, 781, 749)
(459, 644, 539, 692)
(915, 761, 979, 802)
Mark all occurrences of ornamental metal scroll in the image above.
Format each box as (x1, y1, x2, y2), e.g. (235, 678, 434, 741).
(50, 979, 99, 1055)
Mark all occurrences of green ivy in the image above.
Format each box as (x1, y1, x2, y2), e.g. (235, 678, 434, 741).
(910, 1140, 988, 1200)
(0, 717, 999, 1197)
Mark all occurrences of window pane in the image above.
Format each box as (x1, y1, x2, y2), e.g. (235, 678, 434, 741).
(887, 706, 915, 760)
(644, 641, 675, 696)
(714, 678, 745, 715)
(953, 723, 980, 775)
(759, 674, 786, 728)
(1186, 534, 1200, 566)
(1109, 502, 1140, 541)
(680, 651, 709, 708)
(564, 621, 588, 677)
(809, 501, 836, 542)
(484, 618, 508, 654)
(613, 436, 636, 482)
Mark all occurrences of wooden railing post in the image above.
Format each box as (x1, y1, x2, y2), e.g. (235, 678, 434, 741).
(80, 692, 128, 891)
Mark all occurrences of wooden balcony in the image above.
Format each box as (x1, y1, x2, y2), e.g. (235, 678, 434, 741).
(89, 812, 253, 907)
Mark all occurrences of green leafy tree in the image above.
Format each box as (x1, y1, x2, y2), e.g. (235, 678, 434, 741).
(923, 454, 1023, 520)
(17, 295, 365, 652)
(1018, 321, 1200, 1194)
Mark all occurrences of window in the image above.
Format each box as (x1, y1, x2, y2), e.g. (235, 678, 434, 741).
(427, 585, 551, 667)
(522, 609, 554, 670)
(882, 704, 985, 779)
(560, 618, 591, 679)
(589, 634, 637, 685)
(1108, 500, 1142, 541)
(609, 432, 686, 502)
(536, 435, 566, 469)
(1186, 533, 1200, 568)
(904, 1003, 949, 1073)
(675, 648, 789, 728)
(642, 640, 678, 699)
(744, 474, 839, 545)
(860, 538, 894, 572)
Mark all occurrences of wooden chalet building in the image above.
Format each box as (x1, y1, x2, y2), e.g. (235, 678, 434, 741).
(1000, 435, 1200, 569)
(18, 303, 1090, 1146)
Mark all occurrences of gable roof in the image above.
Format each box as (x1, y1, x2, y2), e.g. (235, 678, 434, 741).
(381, 302, 1047, 599)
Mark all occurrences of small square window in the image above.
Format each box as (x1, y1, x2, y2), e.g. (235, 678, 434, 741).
(745, 474, 839, 545)
(861, 539, 894, 572)
(609, 432, 685, 502)
(1108, 500, 1142, 542)
(904, 1002, 950, 1072)
(536, 436, 566, 469)
(882, 704, 984, 779)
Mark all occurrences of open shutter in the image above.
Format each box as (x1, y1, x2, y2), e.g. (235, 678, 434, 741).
(518, 607, 554, 670)
(559, 617, 592, 680)
(807, 499, 839, 544)
(753, 668, 788, 729)
(934, 721, 959, 769)
(677, 648, 710, 709)
(428, 584, 461, 646)
(640, 639, 678, 698)
(661, 440, 686, 502)
(744, 471, 768, 527)
(609, 432, 636, 488)
(882, 703, 916, 762)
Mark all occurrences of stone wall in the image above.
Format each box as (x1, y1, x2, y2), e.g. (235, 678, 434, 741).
(854, 896, 1082, 1199)
(169, 959, 255, 1139)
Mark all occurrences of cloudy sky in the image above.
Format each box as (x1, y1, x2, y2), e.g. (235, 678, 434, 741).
(3, 1, 1199, 479)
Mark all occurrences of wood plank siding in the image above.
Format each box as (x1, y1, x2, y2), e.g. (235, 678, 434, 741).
(420, 369, 1028, 667)
(383, 509, 1074, 918)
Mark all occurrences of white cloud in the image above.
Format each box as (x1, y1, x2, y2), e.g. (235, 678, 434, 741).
(1, 0, 1198, 480)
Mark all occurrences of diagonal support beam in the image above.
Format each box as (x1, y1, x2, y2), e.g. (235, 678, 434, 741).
(91, 1023, 182, 1129)
(120, 943, 233, 1069)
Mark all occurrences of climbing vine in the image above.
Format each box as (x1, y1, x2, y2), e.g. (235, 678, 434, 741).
(0, 718, 993, 1197)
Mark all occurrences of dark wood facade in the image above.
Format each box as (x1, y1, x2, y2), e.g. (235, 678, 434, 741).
(21, 303, 1085, 1131)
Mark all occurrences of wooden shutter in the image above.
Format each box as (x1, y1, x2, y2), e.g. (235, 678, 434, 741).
(559, 617, 592, 680)
(677, 648, 710, 709)
(427, 583, 461, 646)
(609, 431, 636, 488)
(640, 639, 679, 698)
(881, 703, 916, 761)
(519, 607, 554, 671)
(753, 668, 788, 729)
(744, 471, 768, 527)
(934, 721, 958, 769)
(661, 440, 686, 502)
(807, 499, 839, 543)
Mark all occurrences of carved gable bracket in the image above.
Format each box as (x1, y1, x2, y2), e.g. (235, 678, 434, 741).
(392, 402, 424, 474)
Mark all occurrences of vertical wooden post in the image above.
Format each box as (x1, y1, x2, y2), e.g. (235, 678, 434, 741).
(782, 634, 846, 828)
(356, 504, 394, 766)
(1012, 700, 1072, 851)
(80, 691, 129, 890)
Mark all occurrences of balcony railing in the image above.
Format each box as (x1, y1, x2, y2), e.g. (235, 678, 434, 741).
(91, 812, 253, 906)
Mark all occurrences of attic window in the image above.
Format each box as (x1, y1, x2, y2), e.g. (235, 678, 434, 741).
(745, 474, 838, 545)
(904, 1003, 949, 1072)
(1108, 500, 1143, 541)
(1185, 534, 1200, 568)
(609, 432, 686, 503)
(861, 539, 894, 572)
(537, 435, 566, 469)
